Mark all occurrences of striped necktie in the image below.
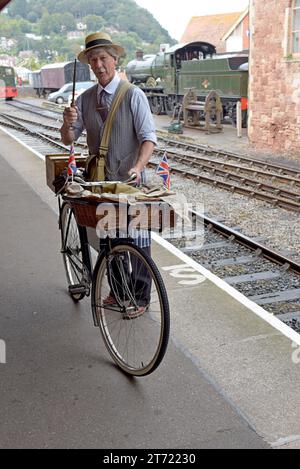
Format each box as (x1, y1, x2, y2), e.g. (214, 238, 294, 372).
(98, 89, 108, 122)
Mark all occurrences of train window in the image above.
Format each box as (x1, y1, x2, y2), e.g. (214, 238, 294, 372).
(175, 53, 181, 69)
(5, 68, 13, 76)
(228, 57, 248, 70)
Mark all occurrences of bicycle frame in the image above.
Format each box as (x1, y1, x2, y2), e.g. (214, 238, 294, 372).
(57, 175, 170, 376)
(59, 194, 136, 305)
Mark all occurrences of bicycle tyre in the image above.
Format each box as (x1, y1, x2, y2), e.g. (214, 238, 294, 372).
(60, 202, 90, 301)
(92, 240, 170, 376)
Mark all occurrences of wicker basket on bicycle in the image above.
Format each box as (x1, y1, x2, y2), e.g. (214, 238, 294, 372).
(63, 194, 176, 233)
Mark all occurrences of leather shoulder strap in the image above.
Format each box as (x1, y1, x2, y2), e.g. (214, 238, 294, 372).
(98, 81, 132, 158)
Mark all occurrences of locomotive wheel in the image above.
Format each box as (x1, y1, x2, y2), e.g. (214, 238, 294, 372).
(146, 77, 156, 88)
(165, 96, 177, 117)
(150, 96, 163, 115)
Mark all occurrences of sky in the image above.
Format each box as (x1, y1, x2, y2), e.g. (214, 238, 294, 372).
(135, 0, 249, 40)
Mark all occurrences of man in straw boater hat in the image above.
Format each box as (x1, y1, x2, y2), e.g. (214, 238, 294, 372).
(61, 32, 157, 316)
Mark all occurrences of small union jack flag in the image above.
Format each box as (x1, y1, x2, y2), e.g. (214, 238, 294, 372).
(156, 151, 170, 190)
(67, 144, 77, 177)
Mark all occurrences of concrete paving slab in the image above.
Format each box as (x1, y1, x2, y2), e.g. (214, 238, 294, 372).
(1, 110, 300, 448)
(0, 130, 269, 449)
(151, 242, 300, 447)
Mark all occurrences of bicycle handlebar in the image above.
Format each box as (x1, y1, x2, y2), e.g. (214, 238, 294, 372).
(73, 173, 137, 187)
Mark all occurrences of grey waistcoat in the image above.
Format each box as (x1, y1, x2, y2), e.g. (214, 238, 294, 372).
(80, 81, 140, 181)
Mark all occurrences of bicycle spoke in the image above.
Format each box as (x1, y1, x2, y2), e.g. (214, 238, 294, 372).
(92, 242, 169, 376)
(60, 203, 90, 301)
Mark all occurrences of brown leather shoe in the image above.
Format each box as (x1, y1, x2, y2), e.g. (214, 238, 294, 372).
(103, 295, 117, 306)
(123, 305, 149, 320)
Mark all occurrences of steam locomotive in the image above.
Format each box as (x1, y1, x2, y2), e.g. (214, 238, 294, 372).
(0, 65, 18, 100)
(125, 41, 249, 125)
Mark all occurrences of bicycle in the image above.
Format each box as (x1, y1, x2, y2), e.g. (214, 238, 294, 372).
(58, 176, 170, 376)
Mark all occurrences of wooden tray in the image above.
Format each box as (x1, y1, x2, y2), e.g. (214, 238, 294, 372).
(45, 153, 87, 192)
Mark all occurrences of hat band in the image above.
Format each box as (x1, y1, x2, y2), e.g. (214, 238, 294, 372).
(85, 38, 112, 50)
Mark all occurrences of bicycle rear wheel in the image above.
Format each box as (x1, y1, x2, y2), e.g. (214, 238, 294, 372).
(92, 241, 170, 376)
(60, 202, 91, 301)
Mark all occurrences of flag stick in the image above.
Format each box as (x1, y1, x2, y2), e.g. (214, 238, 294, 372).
(69, 59, 77, 182)
(71, 58, 77, 108)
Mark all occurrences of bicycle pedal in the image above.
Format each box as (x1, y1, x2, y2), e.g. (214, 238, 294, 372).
(68, 284, 87, 295)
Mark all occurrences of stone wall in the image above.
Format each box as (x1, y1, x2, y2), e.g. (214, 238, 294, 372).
(249, 0, 300, 159)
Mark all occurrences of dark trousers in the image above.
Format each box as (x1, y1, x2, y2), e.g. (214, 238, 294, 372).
(100, 239, 152, 306)
(130, 245, 151, 306)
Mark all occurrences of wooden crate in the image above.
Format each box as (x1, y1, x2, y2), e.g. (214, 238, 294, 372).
(45, 153, 87, 192)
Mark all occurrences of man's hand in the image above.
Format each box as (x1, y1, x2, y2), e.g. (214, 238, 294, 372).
(61, 106, 78, 144)
(128, 167, 142, 185)
(128, 141, 155, 185)
(63, 106, 78, 128)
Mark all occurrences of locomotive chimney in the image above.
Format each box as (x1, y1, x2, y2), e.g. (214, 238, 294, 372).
(135, 50, 144, 61)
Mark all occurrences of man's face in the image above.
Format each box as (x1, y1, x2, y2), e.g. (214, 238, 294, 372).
(88, 49, 117, 87)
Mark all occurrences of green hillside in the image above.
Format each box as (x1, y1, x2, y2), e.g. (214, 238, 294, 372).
(1, 0, 175, 67)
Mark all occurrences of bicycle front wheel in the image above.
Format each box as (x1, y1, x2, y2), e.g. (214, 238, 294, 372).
(60, 202, 90, 301)
(92, 241, 170, 376)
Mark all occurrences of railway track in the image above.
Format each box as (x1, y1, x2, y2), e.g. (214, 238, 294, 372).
(153, 140, 300, 212)
(0, 100, 300, 335)
(6, 98, 62, 120)
(158, 135, 300, 178)
(3, 100, 300, 213)
(0, 111, 86, 154)
(0, 112, 73, 155)
(171, 211, 300, 333)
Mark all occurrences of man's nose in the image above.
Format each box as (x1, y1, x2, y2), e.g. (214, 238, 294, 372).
(94, 58, 103, 67)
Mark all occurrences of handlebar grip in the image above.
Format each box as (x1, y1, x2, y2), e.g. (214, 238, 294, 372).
(127, 173, 137, 182)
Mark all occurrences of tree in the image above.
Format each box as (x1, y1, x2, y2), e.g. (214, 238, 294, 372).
(4, 0, 175, 65)
(83, 14, 106, 33)
(20, 56, 40, 71)
(7, 0, 28, 18)
(112, 32, 141, 61)
(59, 13, 76, 32)
(27, 11, 39, 23)
(19, 19, 33, 34)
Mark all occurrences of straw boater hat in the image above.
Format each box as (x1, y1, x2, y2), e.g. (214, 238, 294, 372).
(77, 32, 125, 63)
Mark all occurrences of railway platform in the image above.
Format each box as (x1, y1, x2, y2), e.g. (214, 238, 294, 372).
(0, 127, 300, 449)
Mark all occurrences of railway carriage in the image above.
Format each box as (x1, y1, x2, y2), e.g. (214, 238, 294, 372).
(125, 41, 249, 125)
(0, 65, 18, 100)
(29, 61, 91, 98)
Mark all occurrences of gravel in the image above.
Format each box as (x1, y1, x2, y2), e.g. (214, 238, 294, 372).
(212, 260, 281, 277)
(264, 301, 300, 316)
(233, 274, 300, 296)
(285, 319, 300, 333)
(146, 167, 300, 263)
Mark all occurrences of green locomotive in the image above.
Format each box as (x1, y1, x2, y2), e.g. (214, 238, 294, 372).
(125, 41, 249, 125)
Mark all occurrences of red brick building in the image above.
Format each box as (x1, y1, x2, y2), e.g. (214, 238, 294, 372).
(249, 0, 300, 158)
